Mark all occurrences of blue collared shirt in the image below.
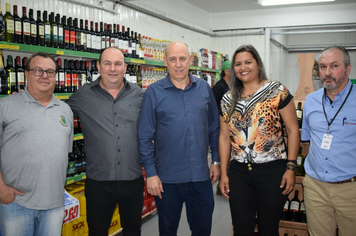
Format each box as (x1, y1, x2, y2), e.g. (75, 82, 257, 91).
(138, 74, 220, 183)
(301, 80, 356, 182)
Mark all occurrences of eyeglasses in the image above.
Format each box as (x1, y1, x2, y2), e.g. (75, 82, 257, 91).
(28, 68, 57, 78)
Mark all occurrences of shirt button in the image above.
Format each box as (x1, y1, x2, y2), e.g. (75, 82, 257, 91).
(118, 136, 120, 139)
(326, 171, 328, 173)
(115, 112, 117, 115)
(118, 161, 120, 165)
(118, 149, 120, 152)
(326, 158, 328, 160)
(116, 124, 118, 127)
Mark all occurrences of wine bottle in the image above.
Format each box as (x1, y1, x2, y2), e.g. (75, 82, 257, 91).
(57, 58, 65, 93)
(89, 21, 95, 53)
(15, 56, 25, 90)
(73, 140, 82, 175)
(109, 24, 114, 47)
(94, 22, 100, 53)
(64, 59, 71, 93)
(296, 147, 305, 176)
(84, 20, 90, 52)
(42, 11, 50, 46)
(62, 16, 69, 49)
(299, 200, 307, 223)
(22, 57, 27, 70)
(4, 3, 14, 42)
(21, 7, 30, 44)
(90, 60, 100, 82)
(79, 19, 86, 51)
(78, 60, 86, 86)
(104, 23, 110, 49)
(281, 198, 290, 221)
(56, 14, 63, 48)
(134, 32, 139, 58)
(50, 12, 57, 48)
(67, 151, 75, 177)
(36, 10, 44, 46)
(5, 55, 16, 94)
(68, 17, 75, 50)
(13, 5, 22, 43)
(29, 9, 37, 45)
(73, 18, 80, 51)
(0, 51, 7, 94)
(0, 3, 5, 41)
(126, 27, 132, 58)
(122, 25, 129, 56)
(290, 190, 300, 222)
(70, 60, 78, 92)
(85, 60, 92, 83)
(100, 22, 105, 52)
(117, 24, 124, 53)
(296, 102, 303, 129)
(113, 24, 118, 48)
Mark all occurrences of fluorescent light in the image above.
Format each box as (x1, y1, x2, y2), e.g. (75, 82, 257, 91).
(258, 0, 335, 6)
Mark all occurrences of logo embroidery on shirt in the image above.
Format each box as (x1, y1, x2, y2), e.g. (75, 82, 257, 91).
(60, 115, 68, 127)
(343, 117, 356, 126)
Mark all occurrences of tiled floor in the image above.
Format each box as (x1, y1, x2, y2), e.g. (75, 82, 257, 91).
(138, 183, 232, 236)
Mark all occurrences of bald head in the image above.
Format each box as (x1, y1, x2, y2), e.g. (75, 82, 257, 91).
(165, 42, 190, 58)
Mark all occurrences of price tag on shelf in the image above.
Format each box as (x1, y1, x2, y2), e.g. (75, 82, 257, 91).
(63, 190, 80, 224)
(56, 50, 65, 55)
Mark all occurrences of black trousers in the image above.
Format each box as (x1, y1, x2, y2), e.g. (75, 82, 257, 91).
(85, 176, 144, 236)
(228, 160, 288, 236)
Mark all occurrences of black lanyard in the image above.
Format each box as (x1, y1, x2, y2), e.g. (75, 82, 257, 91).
(322, 84, 353, 134)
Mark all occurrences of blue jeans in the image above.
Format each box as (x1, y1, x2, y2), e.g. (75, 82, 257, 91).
(0, 201, 64, 236)
(155, 180, 214, 236)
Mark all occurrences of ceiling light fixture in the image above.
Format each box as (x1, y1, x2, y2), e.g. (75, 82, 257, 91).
(258, 0, 335, 6)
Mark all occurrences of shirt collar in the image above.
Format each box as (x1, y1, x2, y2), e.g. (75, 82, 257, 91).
(163, 73, 196, 89)
(22, 88, 59, 106)
(324, 79, 352, 104)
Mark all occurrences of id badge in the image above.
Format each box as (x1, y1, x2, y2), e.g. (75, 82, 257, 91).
(321, 134, 333, 150)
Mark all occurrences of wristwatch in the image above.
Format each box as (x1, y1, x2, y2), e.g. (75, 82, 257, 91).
(211, 161, 220, 167)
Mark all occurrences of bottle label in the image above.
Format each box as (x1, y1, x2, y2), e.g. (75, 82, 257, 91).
(64, 29, 70, 43)
(300, 202, 305, 211)
(17, 72, 25, 84)
(31, 23, 37, 36)
(283, 201, 289, 211)
(290, 201, 300, 212)
(59, 72, 65, 86)
(297, 156, 302, 166)
(101, 37, 106, 50)
(70, 31, 76, 44)
(53, 25, 58, 41)
(296, 110, 302, 119)
(72, 73, 77, 87)
(67, 161, 75, 175)
(39, 25, 45, 37)
(66, 73, 71, 86)
(58, 27, 63, 42)
(81, 74, 87, 85)
(45, 25, 51, 40)
(6, 20, 15, 34)
(9, 72, 16, 83)
(23, 22, 31, 36)
(92, 73, 100, 82)
(14, 21, 21, 35)
(87, 34, 91, 48)
(81, 33, 86, 46)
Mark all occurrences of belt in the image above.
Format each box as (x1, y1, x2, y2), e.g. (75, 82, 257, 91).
(330, 176, 356, 184)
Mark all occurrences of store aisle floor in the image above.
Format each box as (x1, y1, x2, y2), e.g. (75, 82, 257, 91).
(121, 183, 232, 236)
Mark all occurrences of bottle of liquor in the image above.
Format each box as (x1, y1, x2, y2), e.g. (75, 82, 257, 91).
(21, 7, 30, 44)
(5, 55, 16, 94)
(90, 60, 100, 82)
(122, 25, 129, 56)
(42, 11, 50, 46)
(299, 200, 307, 223)
(4, 3, 14, 42)
(73, 18, 80, 51)
(296, 147, 305, 176)
(15, 56, 25, 90)
(28, 9, 37, 45)
(296, 102, 303, 129)
(56, 14, 63, 48)
(100, 22, 105, 52)
(281, 198, 290, 221)
(85, 60, 92, 83)
(67, 151, 75, 177)
(136, 65, 142, 88)
(113, 24, 118, 48)
(13, 5, 22, 43)
(73, 140, 82, 175)
(36, 10, 44, 46)
(290, 190, 300, 222)
(104, 23, 110, 49)
(126, 27, 132, 58)
(135, 32, 140, 58)
(80, 140, 86, 173)
(0, 51, 7, 95)
(79, 19, 86, 51)
(70, 60, 78, 92)
(64, 59, 71, 93)
(131, 31, 136, 58)
(84, 20, 90, 52)
(109, 24, 114, 47)
(0, 3, 5, 42)
(68, 17, 75, 50)
(130, 65, 137, 84)
(22, 57, 27, 70)
(73, 116, 79, 134)
(62, 16, 69, 49)
(57, 58, 65, 93)
(89, 21, 95, 53)
(50, 12, 57, 48)
(117, 24, 124, 52)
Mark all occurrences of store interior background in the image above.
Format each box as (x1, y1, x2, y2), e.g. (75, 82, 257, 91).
(3, 0, 356, 94)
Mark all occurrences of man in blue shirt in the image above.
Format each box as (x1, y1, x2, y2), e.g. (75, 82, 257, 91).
(138, 41, 220, 235)
(301, 46, 356, 236)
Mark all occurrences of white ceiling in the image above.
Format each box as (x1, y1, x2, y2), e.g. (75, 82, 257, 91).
(184, 0, 356, 13)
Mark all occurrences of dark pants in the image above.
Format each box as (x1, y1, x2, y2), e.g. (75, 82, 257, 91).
(85, 176, 144, 236)
(155, 180, 214, 236)
(228, 160, 287, 236)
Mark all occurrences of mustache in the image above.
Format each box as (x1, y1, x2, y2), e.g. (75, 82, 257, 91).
(321, 75, 336, 82)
